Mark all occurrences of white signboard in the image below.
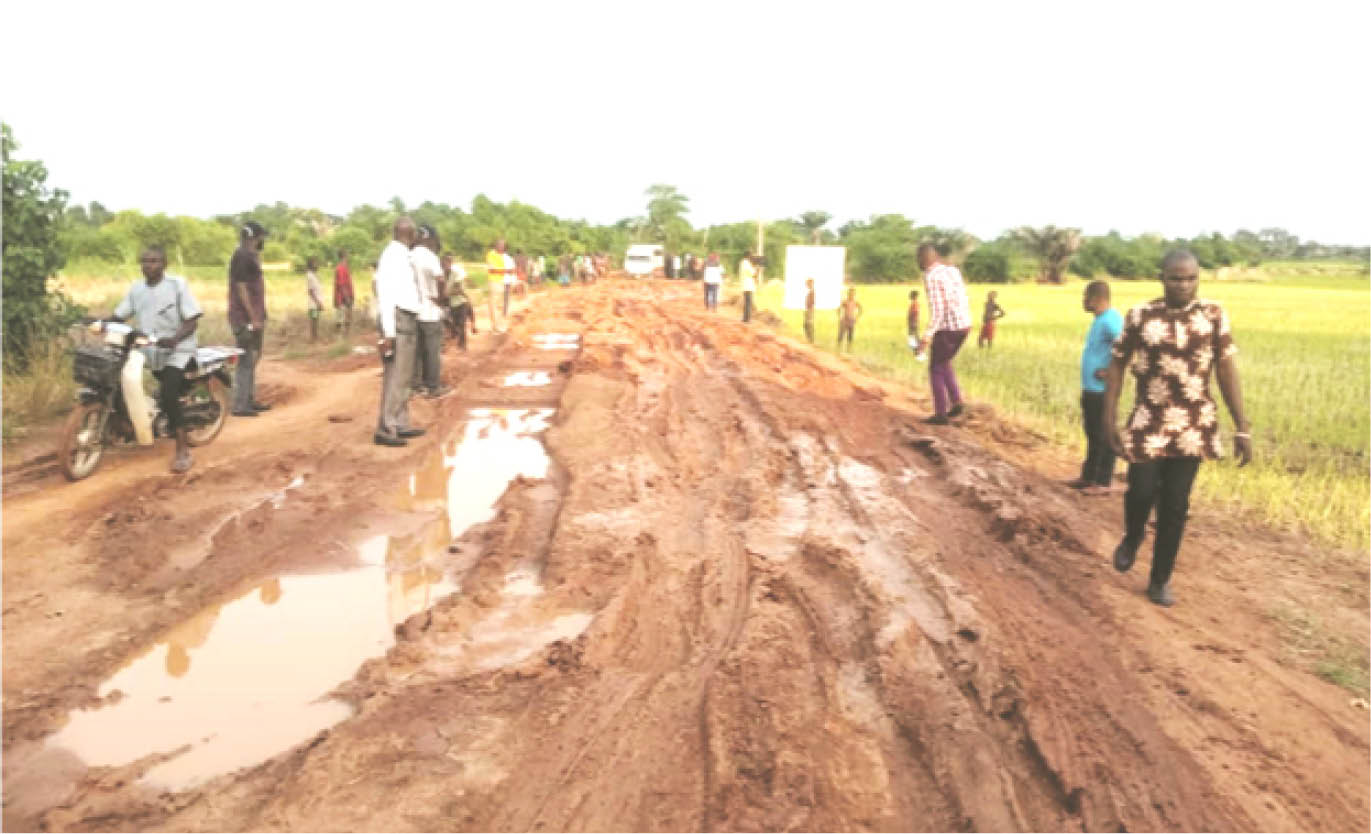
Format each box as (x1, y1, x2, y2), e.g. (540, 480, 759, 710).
(783, 245, 846, 310)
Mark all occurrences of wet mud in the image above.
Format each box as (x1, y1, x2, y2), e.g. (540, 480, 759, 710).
(2, 281, 1367, 832)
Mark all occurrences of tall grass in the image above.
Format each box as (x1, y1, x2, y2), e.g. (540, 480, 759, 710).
(3, 338, 77, 443)
(757, 265, 1371, 551)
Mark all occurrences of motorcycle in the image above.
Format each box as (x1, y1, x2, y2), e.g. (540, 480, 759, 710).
(59, 320, 243, 480)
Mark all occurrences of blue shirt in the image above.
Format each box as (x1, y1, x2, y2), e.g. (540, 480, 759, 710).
(1081, 308, 1122, 392)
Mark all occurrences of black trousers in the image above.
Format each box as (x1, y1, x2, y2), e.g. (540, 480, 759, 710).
(1079, 391, 1116, 486)
(742, 291, 754, 322)
(1124, 457, 1202, 587)
(155, 362, 191, 433)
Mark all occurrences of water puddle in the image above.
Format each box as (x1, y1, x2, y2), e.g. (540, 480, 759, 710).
(44, 408, 559, 792)
(170, 476, 307, 570)
(531, 333, 580, 351)
(502, 370, 552, 388)
(437, 568, 593, 672)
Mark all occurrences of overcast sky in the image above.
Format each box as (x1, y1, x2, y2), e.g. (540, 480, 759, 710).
(3, 1, 1367, 243)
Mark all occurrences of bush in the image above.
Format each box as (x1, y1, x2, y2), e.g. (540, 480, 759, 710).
(963, 248, 1012, 283)
(2, 123, 84, 370)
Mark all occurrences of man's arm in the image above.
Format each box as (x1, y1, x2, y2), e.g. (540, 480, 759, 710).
(1101, 355, 1130, 459)
(235, 282, 259, 328)
(156, 315, 201, 349)
(1216, 354, 1252, 466)
(921, 278, 945, 345)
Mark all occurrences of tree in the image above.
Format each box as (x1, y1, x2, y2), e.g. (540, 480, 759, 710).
(840, 214, 922, 282)
(644, 184, 689, 245)
(2, 123, 82, 368)
(795, 211, 831, 244)
(1015, 225, 1081, 283)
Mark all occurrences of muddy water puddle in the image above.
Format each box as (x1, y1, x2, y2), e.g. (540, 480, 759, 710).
(502, 370, 552, 387)
(531, 332, 581, 351)
(44, 408, 569, 792)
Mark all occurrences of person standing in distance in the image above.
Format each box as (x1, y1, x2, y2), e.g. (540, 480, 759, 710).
(1073, 280, 1123, 495)
(739, 252, 758, 323)
(702, 252, 723, 310)
(1103, 250, 1252, 607)
(916, 243, 972, 424)
(373, 217, 426, 447)
(411, 224, 450, 398)
(333, 249, 355, 337)
(228, 221, 270, 417)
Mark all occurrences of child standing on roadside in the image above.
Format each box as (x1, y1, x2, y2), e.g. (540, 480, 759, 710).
(305, 257, 324, 342)
(906, 289, 925, 360)
(978, 290, 1006, 348)
(837, 286, 862, 350)
(804, 278, 816, 343)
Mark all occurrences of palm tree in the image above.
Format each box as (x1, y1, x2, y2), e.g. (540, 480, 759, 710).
(795, 211, 832, 244)
(1015, 226, 1082, 283)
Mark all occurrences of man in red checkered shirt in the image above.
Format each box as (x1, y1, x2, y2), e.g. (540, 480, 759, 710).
(916, 243, 973, 424)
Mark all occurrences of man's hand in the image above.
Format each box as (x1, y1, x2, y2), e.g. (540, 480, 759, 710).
(1107, 424, 1127, 460)
(1094, 368, 1107, 380)
(379, 337, 395, 360)
(1234, 434, 1253, 467)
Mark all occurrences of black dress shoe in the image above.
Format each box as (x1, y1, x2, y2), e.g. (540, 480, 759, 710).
(948, 403, 965, 418)
(1113, 537, 1140, 572)
(397, 427, 426, 438)
(231, 409, 260, 417)
(922, 414, 949, 426)
(252, 402, 272, 411)
(373, 433, 407, 447)
(1146, 582, 1176, 607)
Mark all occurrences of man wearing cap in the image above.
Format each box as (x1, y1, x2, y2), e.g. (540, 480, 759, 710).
(228, 221, 270, 417)
(374, 216, 426, 447)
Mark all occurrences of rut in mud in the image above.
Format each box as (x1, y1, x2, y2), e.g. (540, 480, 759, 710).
(3, 281, 1367, 832)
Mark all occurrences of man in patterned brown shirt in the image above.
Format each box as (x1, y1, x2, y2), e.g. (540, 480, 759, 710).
(1102, 250, 1252, 607)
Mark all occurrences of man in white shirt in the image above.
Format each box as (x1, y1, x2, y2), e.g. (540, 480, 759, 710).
(411, 224, 450, 398)
(374, 216, 425, 446)
(739, 253, 758, 322)
(702, 252, 724, 310)
(916, 243, 973, 425)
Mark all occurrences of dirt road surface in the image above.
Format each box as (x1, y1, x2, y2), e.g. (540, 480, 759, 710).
(4, 280, 1367, 831)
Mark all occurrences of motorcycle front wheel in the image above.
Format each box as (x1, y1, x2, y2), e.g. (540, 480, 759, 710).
(185, 376, 229, 447)
(60, 402, 107, 480)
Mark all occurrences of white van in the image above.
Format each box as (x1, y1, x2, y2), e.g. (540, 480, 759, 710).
(624, 244, 664, 277)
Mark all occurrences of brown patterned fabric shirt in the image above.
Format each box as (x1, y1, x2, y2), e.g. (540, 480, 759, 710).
(1111, 298, 1237, 461)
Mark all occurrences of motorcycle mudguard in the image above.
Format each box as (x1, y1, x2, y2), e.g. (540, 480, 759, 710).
(120, 350, 155, 446)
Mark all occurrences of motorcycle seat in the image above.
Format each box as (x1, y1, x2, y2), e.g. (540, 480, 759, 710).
(195, 346, 246, 366)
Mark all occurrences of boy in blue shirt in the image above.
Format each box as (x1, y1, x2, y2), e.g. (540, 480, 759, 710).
(1073, 280, 1123, 494)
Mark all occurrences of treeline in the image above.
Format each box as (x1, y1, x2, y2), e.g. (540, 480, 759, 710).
(60, 197, 1365, 287)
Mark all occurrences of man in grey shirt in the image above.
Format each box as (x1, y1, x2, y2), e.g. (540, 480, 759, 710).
(110, 246, 204, 472)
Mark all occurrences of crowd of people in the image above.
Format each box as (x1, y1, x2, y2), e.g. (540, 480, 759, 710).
(100, 225, 1249, 609)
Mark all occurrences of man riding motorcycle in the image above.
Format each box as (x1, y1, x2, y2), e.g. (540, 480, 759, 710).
(105, 245, 204, 473)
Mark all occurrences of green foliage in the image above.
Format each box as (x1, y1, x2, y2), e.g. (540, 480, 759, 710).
(963, 246, 1012, 283)
(2, 123, 83, 370)
(840, 215, 923, 283)
(1015, 226, 1082, 283)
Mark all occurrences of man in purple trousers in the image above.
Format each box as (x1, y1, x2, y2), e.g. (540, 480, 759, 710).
(916, 243, 973, 425)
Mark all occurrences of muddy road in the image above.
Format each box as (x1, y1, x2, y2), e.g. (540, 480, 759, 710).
(3, 280, 1367, 831)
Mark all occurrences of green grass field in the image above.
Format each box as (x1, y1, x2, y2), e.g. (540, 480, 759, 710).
(757, 262, 1371, 552)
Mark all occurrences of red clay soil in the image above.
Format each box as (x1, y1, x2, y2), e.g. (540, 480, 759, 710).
(2, 280, 1367, 831)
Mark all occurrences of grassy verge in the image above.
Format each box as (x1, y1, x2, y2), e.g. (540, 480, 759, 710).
(755, 265, 1370, 552)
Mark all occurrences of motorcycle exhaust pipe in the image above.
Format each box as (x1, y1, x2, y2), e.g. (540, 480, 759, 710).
(120, 350, 155, 446)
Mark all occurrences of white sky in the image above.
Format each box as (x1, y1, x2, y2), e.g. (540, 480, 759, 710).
(3, 0, 1367, 244)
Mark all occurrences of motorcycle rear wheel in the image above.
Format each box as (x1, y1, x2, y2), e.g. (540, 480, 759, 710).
(185, 377, 229, 447)
(60, 402, 107, 480)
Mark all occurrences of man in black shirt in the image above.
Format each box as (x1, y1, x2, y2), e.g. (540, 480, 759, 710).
(228, 221, 270, 417)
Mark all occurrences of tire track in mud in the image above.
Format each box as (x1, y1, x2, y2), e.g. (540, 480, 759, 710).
(12, 280, 1366, 832)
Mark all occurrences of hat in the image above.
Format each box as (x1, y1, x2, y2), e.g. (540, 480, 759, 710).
(241, 220, 268, 239)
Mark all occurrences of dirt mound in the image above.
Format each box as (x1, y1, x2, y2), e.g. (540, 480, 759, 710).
(3, 280, 1366, 832)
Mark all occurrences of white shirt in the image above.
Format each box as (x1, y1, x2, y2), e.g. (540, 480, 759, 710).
(922, 262, 973, 338)
(375, 239, 421, 338)
(702, 264, 723, 285)
(410, 246, 445, 322)
(502, 253, 517, 285)
(305, 270, 323, 309)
